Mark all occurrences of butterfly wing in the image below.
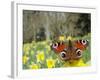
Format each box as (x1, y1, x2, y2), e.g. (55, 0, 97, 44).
(51, 41, 67, 53)
(74, 40, 88, 50)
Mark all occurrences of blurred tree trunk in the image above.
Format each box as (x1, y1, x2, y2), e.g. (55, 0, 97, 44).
(23, 10, 90, 43)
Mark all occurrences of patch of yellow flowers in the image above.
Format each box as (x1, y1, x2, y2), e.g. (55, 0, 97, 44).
(36, 51, 45, 62)
(63, 59, 88, 67)
(59, 35, 65, 41)
(23, 55, 29, 64)
(29, 63, 39, 69)
(46, 58, 55, 68)
(59, 35, 74, 41)
(23, 35, 90, 69)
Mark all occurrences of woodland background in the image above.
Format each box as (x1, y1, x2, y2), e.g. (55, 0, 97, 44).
(23, 10, 90, 43)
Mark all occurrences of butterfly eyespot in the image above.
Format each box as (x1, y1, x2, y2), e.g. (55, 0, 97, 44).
(60, 51, 66, 59)
(76, 49, 82, 58)
(52, 42, 58, 49)
(81, 40, 87, 45)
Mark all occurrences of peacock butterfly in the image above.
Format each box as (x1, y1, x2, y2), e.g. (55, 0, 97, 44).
(51, 40, 89, 62)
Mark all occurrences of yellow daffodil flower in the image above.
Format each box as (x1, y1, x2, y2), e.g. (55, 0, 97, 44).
(29, 64, 39, 69)
(59, 35, 65, 41)
(46, 58, 55, 68)
(63, 59, 87, 67)
(66, 36, 73, 41)
(23, 55, 29, 64)
(36, 51, 45, 62)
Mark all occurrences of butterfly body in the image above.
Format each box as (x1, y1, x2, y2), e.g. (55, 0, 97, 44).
(51, 39, 89, 66)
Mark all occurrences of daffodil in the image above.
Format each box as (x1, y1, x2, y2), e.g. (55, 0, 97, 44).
(67, 36, 73, 41)
(23, 55, 29, 64)
(36, 51, 45, 62)
(29, 64, 39, 69)
(63, 59, 87, 67)
(46, 58, 55, 68)
(59, 35, 65, 41)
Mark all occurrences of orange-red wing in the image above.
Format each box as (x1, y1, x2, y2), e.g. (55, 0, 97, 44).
(74, 40, 88, 50)
(51, 42, 67, 53)
(55, 44, 66, 53)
